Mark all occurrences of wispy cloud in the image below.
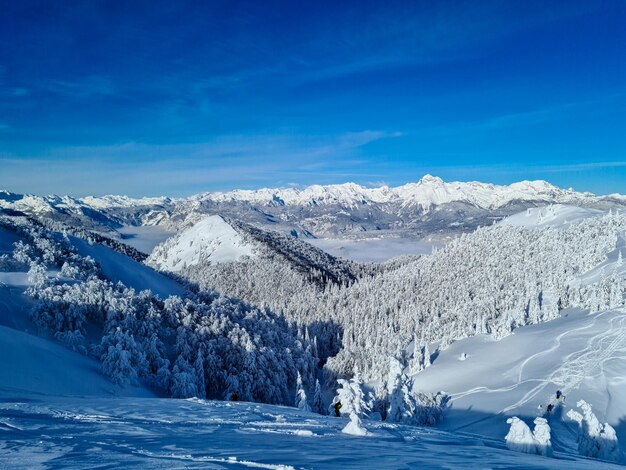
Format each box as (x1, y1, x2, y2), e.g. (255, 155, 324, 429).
(38, 76, 118, 98)
(0, 130, 402, 196)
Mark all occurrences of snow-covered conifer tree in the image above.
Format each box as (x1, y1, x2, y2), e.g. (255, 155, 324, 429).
(295, 372, 311, 412)
(100, 327, 148, 386)
(505, 417, 536, 454)
(567, 400, 621, 462)
(532, 417, 552, 457)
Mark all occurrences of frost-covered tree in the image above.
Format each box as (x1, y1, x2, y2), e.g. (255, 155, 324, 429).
(385, 358, 448, 426)
(329, 368, 371, 418)
(505, 417, 536, 454)
(295, 372, 311, 412)
(27, 262, 47, 289)
(100, 327, 148, 386)
(533, 417, 552, 457)
(312, 379, 325, 415)
(342, 412, 367, 436)
(567, 400, 621, 462)
(170, 356, 199, 398)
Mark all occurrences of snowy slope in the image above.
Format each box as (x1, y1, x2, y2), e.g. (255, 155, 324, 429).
(147, 215, 256, 272)
(0, 228, 156, 399)
(499, 204, 605, 228)
(70, 236, 186, 298)
(4, 202, 626, 467)
(412, 308, 626, 449)
(0, 396, 618, 469)
(407, 207, 626, 456)
(0, 325, 154, 398)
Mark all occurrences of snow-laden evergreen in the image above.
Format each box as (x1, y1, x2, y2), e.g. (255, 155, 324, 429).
(295, 372, 312, 412)
(312, 378, 325, 415)
(532, 418, 552, 457)
(504, 416, 552, 457)
(155, 209, 626, 387)
(505, 417, 537, 454)
(0, 215, 318, 406)
(342, 412, 368, 436)
(567, 400, 621, 462)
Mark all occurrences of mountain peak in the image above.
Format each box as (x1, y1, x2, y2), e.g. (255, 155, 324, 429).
(418, 174, 444, 185)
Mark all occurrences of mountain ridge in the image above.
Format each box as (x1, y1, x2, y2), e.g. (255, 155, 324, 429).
(4, 176, 626, 239)
(3, 175, 625, 212)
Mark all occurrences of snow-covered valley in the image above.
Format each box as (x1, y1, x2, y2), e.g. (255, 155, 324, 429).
(2, 191, 626, 467)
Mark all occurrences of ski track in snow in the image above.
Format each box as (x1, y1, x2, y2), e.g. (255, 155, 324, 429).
(550, 313, 626, 391)
(448, 309, 626, 416)
(133, 450, 296, 469)
(515, 316, 600, 385)
(429, 306, 626, 451)
(499, 314, 606, 414)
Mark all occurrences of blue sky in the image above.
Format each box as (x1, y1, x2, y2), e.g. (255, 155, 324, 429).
(0, 0, 624, 197)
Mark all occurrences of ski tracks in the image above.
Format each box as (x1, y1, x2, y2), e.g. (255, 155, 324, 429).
(504, 310, 626, 414)
(452, 310, 626, 416)
(550, 313, 626, 393)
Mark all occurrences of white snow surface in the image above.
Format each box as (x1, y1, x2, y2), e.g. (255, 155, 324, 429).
(342, 412, 368, 436)
(4, 207, 626, 467)
(499, 204, 605, 228)
(70, 236, 186, 298)
(147, 215, 256, 272)
(0, 325, 155, 399)
(308, 236, 436, 262)
(411, 307, 626, 455)
(0, 396, 618, 469)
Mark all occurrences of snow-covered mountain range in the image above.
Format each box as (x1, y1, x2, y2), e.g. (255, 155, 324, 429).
(3, 176, 626, 240)
(191, 175, 621, 209)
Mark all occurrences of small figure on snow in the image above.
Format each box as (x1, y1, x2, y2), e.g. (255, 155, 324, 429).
(230, 391, 239, 402)
(334, 401, 343, 417)
(546, 403, 554, 414)
(556, 390, 564, 401)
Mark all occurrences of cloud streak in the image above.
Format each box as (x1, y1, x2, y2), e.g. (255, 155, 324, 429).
(0, 130, 402, 196)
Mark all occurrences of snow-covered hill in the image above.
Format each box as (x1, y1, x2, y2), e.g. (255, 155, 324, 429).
(499, 204, 606, 228)
(0, 325, 155, 398)
(147, 215, 256, 271)
(148, 215, 357, 286)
